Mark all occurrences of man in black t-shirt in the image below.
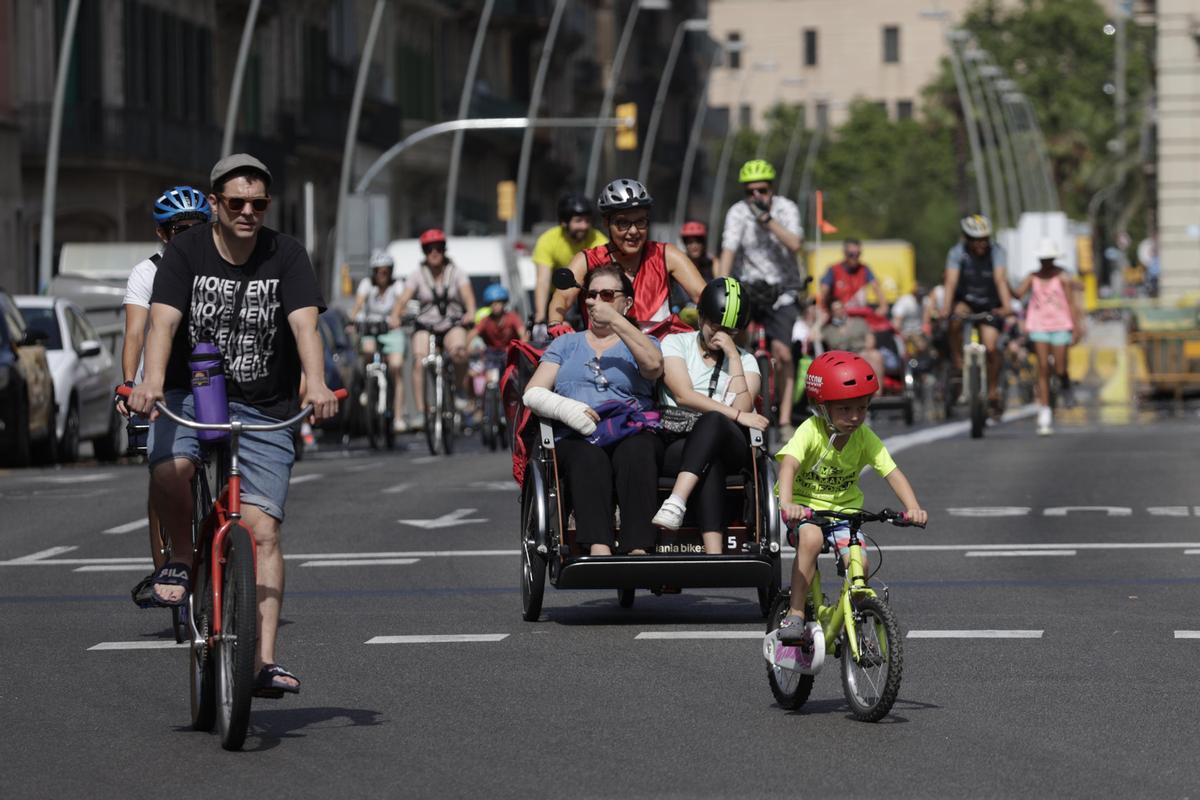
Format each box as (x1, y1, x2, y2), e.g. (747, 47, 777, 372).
(130, 153, 338, 696)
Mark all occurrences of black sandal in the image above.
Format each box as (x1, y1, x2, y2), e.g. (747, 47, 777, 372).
(149, 562, 190, 608)
(254, 663, 301, 698)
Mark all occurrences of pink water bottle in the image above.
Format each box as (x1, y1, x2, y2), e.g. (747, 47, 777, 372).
(189, 341, 230, 442)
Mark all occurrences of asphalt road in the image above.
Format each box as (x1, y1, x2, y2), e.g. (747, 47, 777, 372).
(2, 405, 1199, 799)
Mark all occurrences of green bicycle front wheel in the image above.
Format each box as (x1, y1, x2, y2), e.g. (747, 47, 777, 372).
(840, 594, 903, 722)
(765, 591, 814, 710)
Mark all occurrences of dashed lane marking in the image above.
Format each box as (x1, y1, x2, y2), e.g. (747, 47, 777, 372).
(102, 519, 148, 535)
(89, 641, 188, 651)
(636, 631, 762, 640)
(289, 473, 322, 485)
(881, 405, 1037, 455)
(6, 546, 78, 563)
(381, 482, 414, 494)
(301, 558, 419, 567)
(1174, 631, 1200, 639)
(965, 550, 1076, 557)
(907, 630, 1043, 639)
(74, 565, 152, 572)
(365, 634, 509, 644)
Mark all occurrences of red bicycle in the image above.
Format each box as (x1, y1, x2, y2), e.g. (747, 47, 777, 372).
(118, 386, 345, 750)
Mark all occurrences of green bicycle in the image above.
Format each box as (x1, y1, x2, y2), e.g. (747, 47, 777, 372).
(763, 508, 924, 722)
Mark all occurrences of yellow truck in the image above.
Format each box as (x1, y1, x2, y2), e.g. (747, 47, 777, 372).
(805, 239, 915, 304)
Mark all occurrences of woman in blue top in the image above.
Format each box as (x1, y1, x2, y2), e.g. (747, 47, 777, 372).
(523, 266, 664, 555)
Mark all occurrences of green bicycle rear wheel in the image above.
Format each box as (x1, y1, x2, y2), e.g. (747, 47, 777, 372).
(765, 591, 814, 710)
(840, 594, 903, 722)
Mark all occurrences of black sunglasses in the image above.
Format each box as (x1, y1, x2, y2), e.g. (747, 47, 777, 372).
(422, 243, 446, 254)
(744, 186, 772, 196)
(585, 288, 624, 301)
(218, 194, 270, 213)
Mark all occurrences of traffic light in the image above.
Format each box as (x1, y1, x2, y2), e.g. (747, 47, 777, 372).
(615, 102, 637, 151)
(496, 180, 516, 221)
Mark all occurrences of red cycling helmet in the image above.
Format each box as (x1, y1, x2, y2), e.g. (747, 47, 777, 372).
(419, 228, 447, 247)
(680, 220, 707, 239)
(805, 350, 878, 404)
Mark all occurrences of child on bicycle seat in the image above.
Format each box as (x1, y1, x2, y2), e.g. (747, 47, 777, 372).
(775, 350, 927, 648)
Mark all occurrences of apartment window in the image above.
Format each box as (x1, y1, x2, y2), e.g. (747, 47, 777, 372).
(726, 32, 741, 69)
(738, 104, 752, 129)
(897, 100, 914, 120)
(883, 25, 900, 64)
(803, 29, 818, 67)
(815, 101, 829, 130)
(124, 0, 212, 121)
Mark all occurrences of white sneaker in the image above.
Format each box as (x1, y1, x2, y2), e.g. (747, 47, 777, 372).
(1037, 423, 1053, 436)
(652, 498, 686, 530)
(392, 417, 408, 433)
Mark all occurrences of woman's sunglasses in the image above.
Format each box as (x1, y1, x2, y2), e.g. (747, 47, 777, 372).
(584, 288, 624, 301)
(218, 194, 270, 213)
(422, 243, 446, 254)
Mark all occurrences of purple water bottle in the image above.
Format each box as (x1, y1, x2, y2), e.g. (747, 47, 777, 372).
(189, 341, 230, 442)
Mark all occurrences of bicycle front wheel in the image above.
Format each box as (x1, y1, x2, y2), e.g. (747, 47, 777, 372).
(216, 524, 257, 751)
(440, 363, 456, 455)
(366, 373, 383, 450)
(189, 558, 215, 731)
(840, 594, 903, 722)
(765, 591, 814, 710)
(423, 362, 441, 456)
(968, 362, 985, 439)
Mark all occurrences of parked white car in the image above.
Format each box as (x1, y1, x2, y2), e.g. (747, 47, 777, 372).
(15, 296, 123, 462)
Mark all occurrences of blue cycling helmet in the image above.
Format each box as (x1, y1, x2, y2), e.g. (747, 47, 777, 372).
(482, 284, 509, 304)
(153, 186, 212, 225)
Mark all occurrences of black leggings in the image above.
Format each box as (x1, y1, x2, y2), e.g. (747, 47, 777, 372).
(662, 411, 750, 533)
(556, 430, 664, 552)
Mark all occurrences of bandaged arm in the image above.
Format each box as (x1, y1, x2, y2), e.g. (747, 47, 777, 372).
(523, 386, 596, 436)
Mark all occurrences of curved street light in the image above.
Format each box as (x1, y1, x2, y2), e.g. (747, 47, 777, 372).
(638, 17, 710, 184)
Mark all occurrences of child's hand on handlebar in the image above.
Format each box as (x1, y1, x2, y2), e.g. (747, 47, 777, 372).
(780, 503, 813, 524)
(903, 507, 928, 526)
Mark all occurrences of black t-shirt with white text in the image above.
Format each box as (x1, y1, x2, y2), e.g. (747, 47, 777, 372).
(151, 224, 326, 420)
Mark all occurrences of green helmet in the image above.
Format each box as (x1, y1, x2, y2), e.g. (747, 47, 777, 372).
(698, 277, 750, 331)
(738, 159, 777, 184)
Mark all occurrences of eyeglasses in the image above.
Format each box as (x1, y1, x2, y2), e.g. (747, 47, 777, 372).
(744, 186, 772, 196)
(422, 243, 446, 254)
(681, 237, 705, 246)
(586, 357, 610, 390)
(167, 221, 203, 237)
(611, 217, 649, 234)
(584, 288, 623, 301)
(218, 194, 270, 213)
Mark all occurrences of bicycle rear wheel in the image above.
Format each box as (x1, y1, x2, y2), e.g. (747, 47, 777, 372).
(765, 591, 814, 710)
(423, 362, 441, 455)
(840, 594, 903, 722)
(189, 557, 215, 732)
(366, 372, 383, 450)
(483, 385, 500, 451)
(968, 363, 985, 438)
(441, 363, 456, 455)
(215, 524, 257, 751)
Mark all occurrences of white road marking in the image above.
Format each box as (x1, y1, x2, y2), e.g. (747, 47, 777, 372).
(102, 519, 148, 535)
(1174, 631, 1200, 639)
(289, 473, 321, 485)
(1148, 507, 1191, 517)
(636, 631, 763, 640)
(345, 461, 382, 473)
(965, 550, 1076, 557)
(37, 474, 116, 485)
(410, 455, 441, 465)
(74, 564, 153, 572)
(948, 507, 1031, 517)
(365, 634, 509, 644)
(7, 546, 78, 563)
(907, 630, 1043, 639)
(881, 405, 1037, 455)
(468, 481, 517, 491)
(382, 482, 414, 494)
(398, 508, 488, 529)
(1044, 506, 1132, 517)
(88, 641, 188, 651)
(301, 558, 419, 567)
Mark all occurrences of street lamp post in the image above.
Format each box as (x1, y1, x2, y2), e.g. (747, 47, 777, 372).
(756, 76, 804, 160)
(673, 38, 727, 232)
(1007, 91, 1059, 211)
(331, 0, 388, 301)
(585, 0, 670, 198)
(220, 0, 262, 158)
(775, 78, 808, 197)
(638, 17, 710, 184)
(976, 60, 1024, 224)
(941, 27, 993, 219)
(513, 0, 568, 240)
(993, 76, 1041, 210)
(961, 44, 1011, 228)
(37, 0, 81, 292)
(443, 0, 496, 234)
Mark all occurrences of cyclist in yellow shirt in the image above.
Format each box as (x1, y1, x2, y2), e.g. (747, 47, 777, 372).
(532, 193, 608, 326)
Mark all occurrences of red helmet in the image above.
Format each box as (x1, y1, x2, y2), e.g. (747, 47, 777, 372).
(680, 220, 707, 239)
(419, 228, 447, 246)
(805, 350, 878, 404)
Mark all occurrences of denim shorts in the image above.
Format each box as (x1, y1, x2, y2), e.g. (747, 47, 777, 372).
(1028, 330, 1072, 346)
(148, 390, 296, 522)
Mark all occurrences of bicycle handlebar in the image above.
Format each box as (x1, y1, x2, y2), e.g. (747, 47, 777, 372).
(785, 507, 926, 530)
(114, 386, 348, 432)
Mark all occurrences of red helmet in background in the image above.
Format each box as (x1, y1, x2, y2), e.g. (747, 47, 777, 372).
(805, 351, 878, 404)
(680, 220, 707, 239)
(419, 228, 447, 246)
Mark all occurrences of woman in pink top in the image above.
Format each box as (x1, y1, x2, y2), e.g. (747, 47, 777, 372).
(1015, 239, 1082, 434)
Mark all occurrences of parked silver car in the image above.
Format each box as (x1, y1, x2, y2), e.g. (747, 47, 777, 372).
(16, 296, 123, 462)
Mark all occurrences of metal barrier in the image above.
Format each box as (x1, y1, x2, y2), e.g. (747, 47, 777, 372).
(1129, 330, 1200, 399)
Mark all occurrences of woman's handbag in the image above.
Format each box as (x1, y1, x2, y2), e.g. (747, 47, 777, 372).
(586, 398, 660, 448)
(659, 346, 725, 435)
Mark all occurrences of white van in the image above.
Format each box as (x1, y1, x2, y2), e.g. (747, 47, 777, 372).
(381, 235, 533, 320)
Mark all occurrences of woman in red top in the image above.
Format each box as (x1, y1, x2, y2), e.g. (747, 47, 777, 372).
(547, 179, 706, 332)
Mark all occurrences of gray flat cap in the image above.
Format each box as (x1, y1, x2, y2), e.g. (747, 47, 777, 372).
(210, 153, 272, 188)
